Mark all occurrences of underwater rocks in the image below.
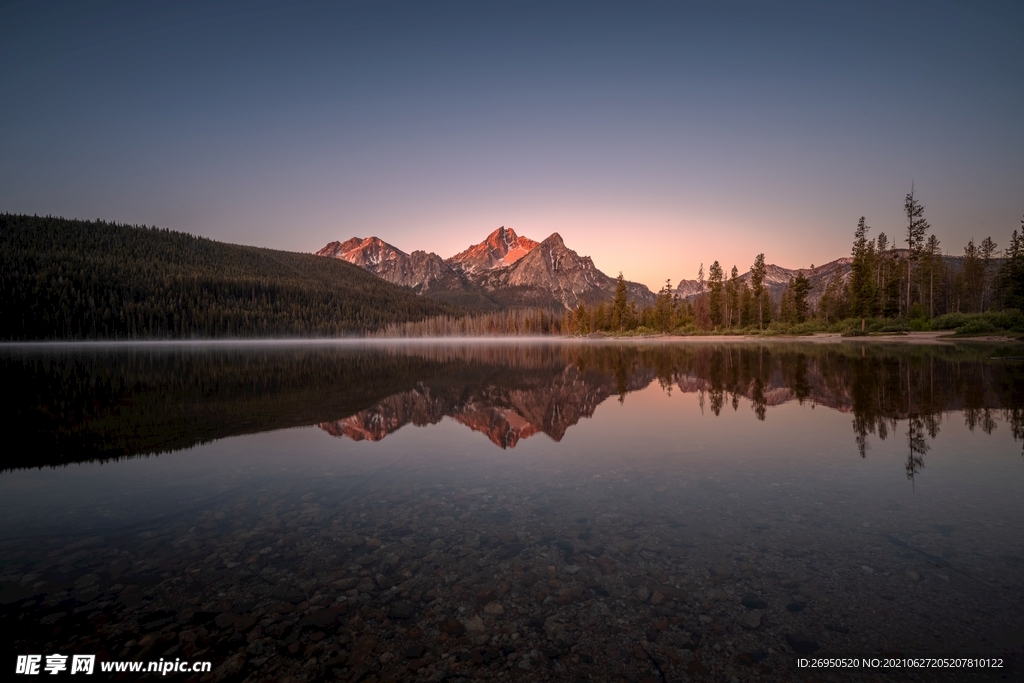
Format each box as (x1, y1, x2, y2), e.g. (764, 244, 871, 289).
(3, 473, 1022, 683)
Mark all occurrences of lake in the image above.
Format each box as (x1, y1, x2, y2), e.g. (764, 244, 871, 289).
(1, 340, 1022, 682)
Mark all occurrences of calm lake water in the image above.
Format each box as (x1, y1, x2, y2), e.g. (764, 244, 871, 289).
(2, 340, 1023, 682)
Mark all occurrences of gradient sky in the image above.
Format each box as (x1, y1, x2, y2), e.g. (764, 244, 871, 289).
(2, 0, 1022, 290)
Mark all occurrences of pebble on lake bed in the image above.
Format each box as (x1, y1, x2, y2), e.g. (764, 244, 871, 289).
(738, 609, 763, 629)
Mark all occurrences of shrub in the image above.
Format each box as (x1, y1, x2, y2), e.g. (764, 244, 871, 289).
(932, 312, 971, 330)
(931, 310, 1023, 335)
(790, 321, 820, 335)
(957, 319, 998, 335)
(988, 309, 1024, 332)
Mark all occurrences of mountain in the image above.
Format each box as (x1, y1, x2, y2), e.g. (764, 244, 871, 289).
(0, 213, 461, 340)
(317, 228, 656, 310)
(315, 236, 465, 293)
(315, 227, 543, 293)
(447, 226, 538, 274)
(473, 233, 656, 309)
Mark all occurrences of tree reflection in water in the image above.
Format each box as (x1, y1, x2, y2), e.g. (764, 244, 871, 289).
(905, 417, 930, 484)
(2, 342, 1022, 472)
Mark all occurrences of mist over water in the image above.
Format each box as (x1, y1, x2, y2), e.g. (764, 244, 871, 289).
(1, 341, 1022, 680)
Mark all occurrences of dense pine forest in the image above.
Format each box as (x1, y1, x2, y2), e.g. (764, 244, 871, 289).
(0, 214, 461, 339)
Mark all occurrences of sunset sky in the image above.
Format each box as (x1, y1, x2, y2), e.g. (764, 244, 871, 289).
(2, 0, 1021, 290)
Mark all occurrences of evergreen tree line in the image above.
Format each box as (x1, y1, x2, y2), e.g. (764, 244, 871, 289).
(843, 190, 1023, 328)
(1, 214, 461, 339)
(561, 256, 793, 335)
(375, 308, 562, 337)
(564, 190, 1024, 336)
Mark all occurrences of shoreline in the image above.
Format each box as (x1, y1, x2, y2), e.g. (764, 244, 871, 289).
(595, 331, 963, 345)
(1, 331, 1021, 346)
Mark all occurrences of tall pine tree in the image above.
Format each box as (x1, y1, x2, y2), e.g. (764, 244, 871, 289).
(903, 185, 930, 316)
(611, 272, 629, 330)
(849, 216, 877, 329)
(998, 216, 1024, 310)
(980, 237, 998, 312)
(727, 265, 740, 328)
(792, 271, 810, 323)
(750, 254, 767, 330)
(923, 234, 941, 317)
(708, 261, 724, 328)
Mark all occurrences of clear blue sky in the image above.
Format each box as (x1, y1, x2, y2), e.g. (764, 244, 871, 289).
(2, 0, 1021, 289)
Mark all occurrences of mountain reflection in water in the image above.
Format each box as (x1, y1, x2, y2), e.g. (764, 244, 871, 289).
(3, 341, 1022, 470)
(318, 345, 1024, 464)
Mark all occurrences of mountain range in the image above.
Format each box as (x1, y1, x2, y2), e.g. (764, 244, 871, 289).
(318, 228, 985, 312)
(317, 226, 861, 311)
(317, 227, 656, 310)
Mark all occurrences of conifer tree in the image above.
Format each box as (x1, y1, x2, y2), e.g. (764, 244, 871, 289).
(595, 302, 608, 331)
(739, 281, 752, 327)
(876, 231, 889, 295)
(727, 265, 740, 328)
(923, 234, 941, 317)
(875, 232, 900, 317)
(707, 261, 724, 328)
(998, 217, 1024, 310)
(849, 216, 877, 329)
(963, 239, 983, 312)
(750, 254, 767, 329)
(780, 279, 795, 323)
(819, 271, 846, 323)
(655, 279, 675, 332)
(611, 273, 629, 330)
(792, 271, 810, 323)
(575, 302, 590, 334)
(980, 237, 998, 311)
(903, 185, 930, 316)
(692, 264, 710, 330)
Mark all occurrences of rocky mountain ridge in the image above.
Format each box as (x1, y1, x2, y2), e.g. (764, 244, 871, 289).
(447, 226, 538, 274)
(316, 227, 656, 310)
(315, 237, 464, 293)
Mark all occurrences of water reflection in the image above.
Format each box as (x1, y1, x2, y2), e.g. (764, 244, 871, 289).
(1, 341, 1023, 681)
(3, 342, 1022, 469)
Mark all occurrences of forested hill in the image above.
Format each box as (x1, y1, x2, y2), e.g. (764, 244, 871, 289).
(0, 214, 462, 339)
